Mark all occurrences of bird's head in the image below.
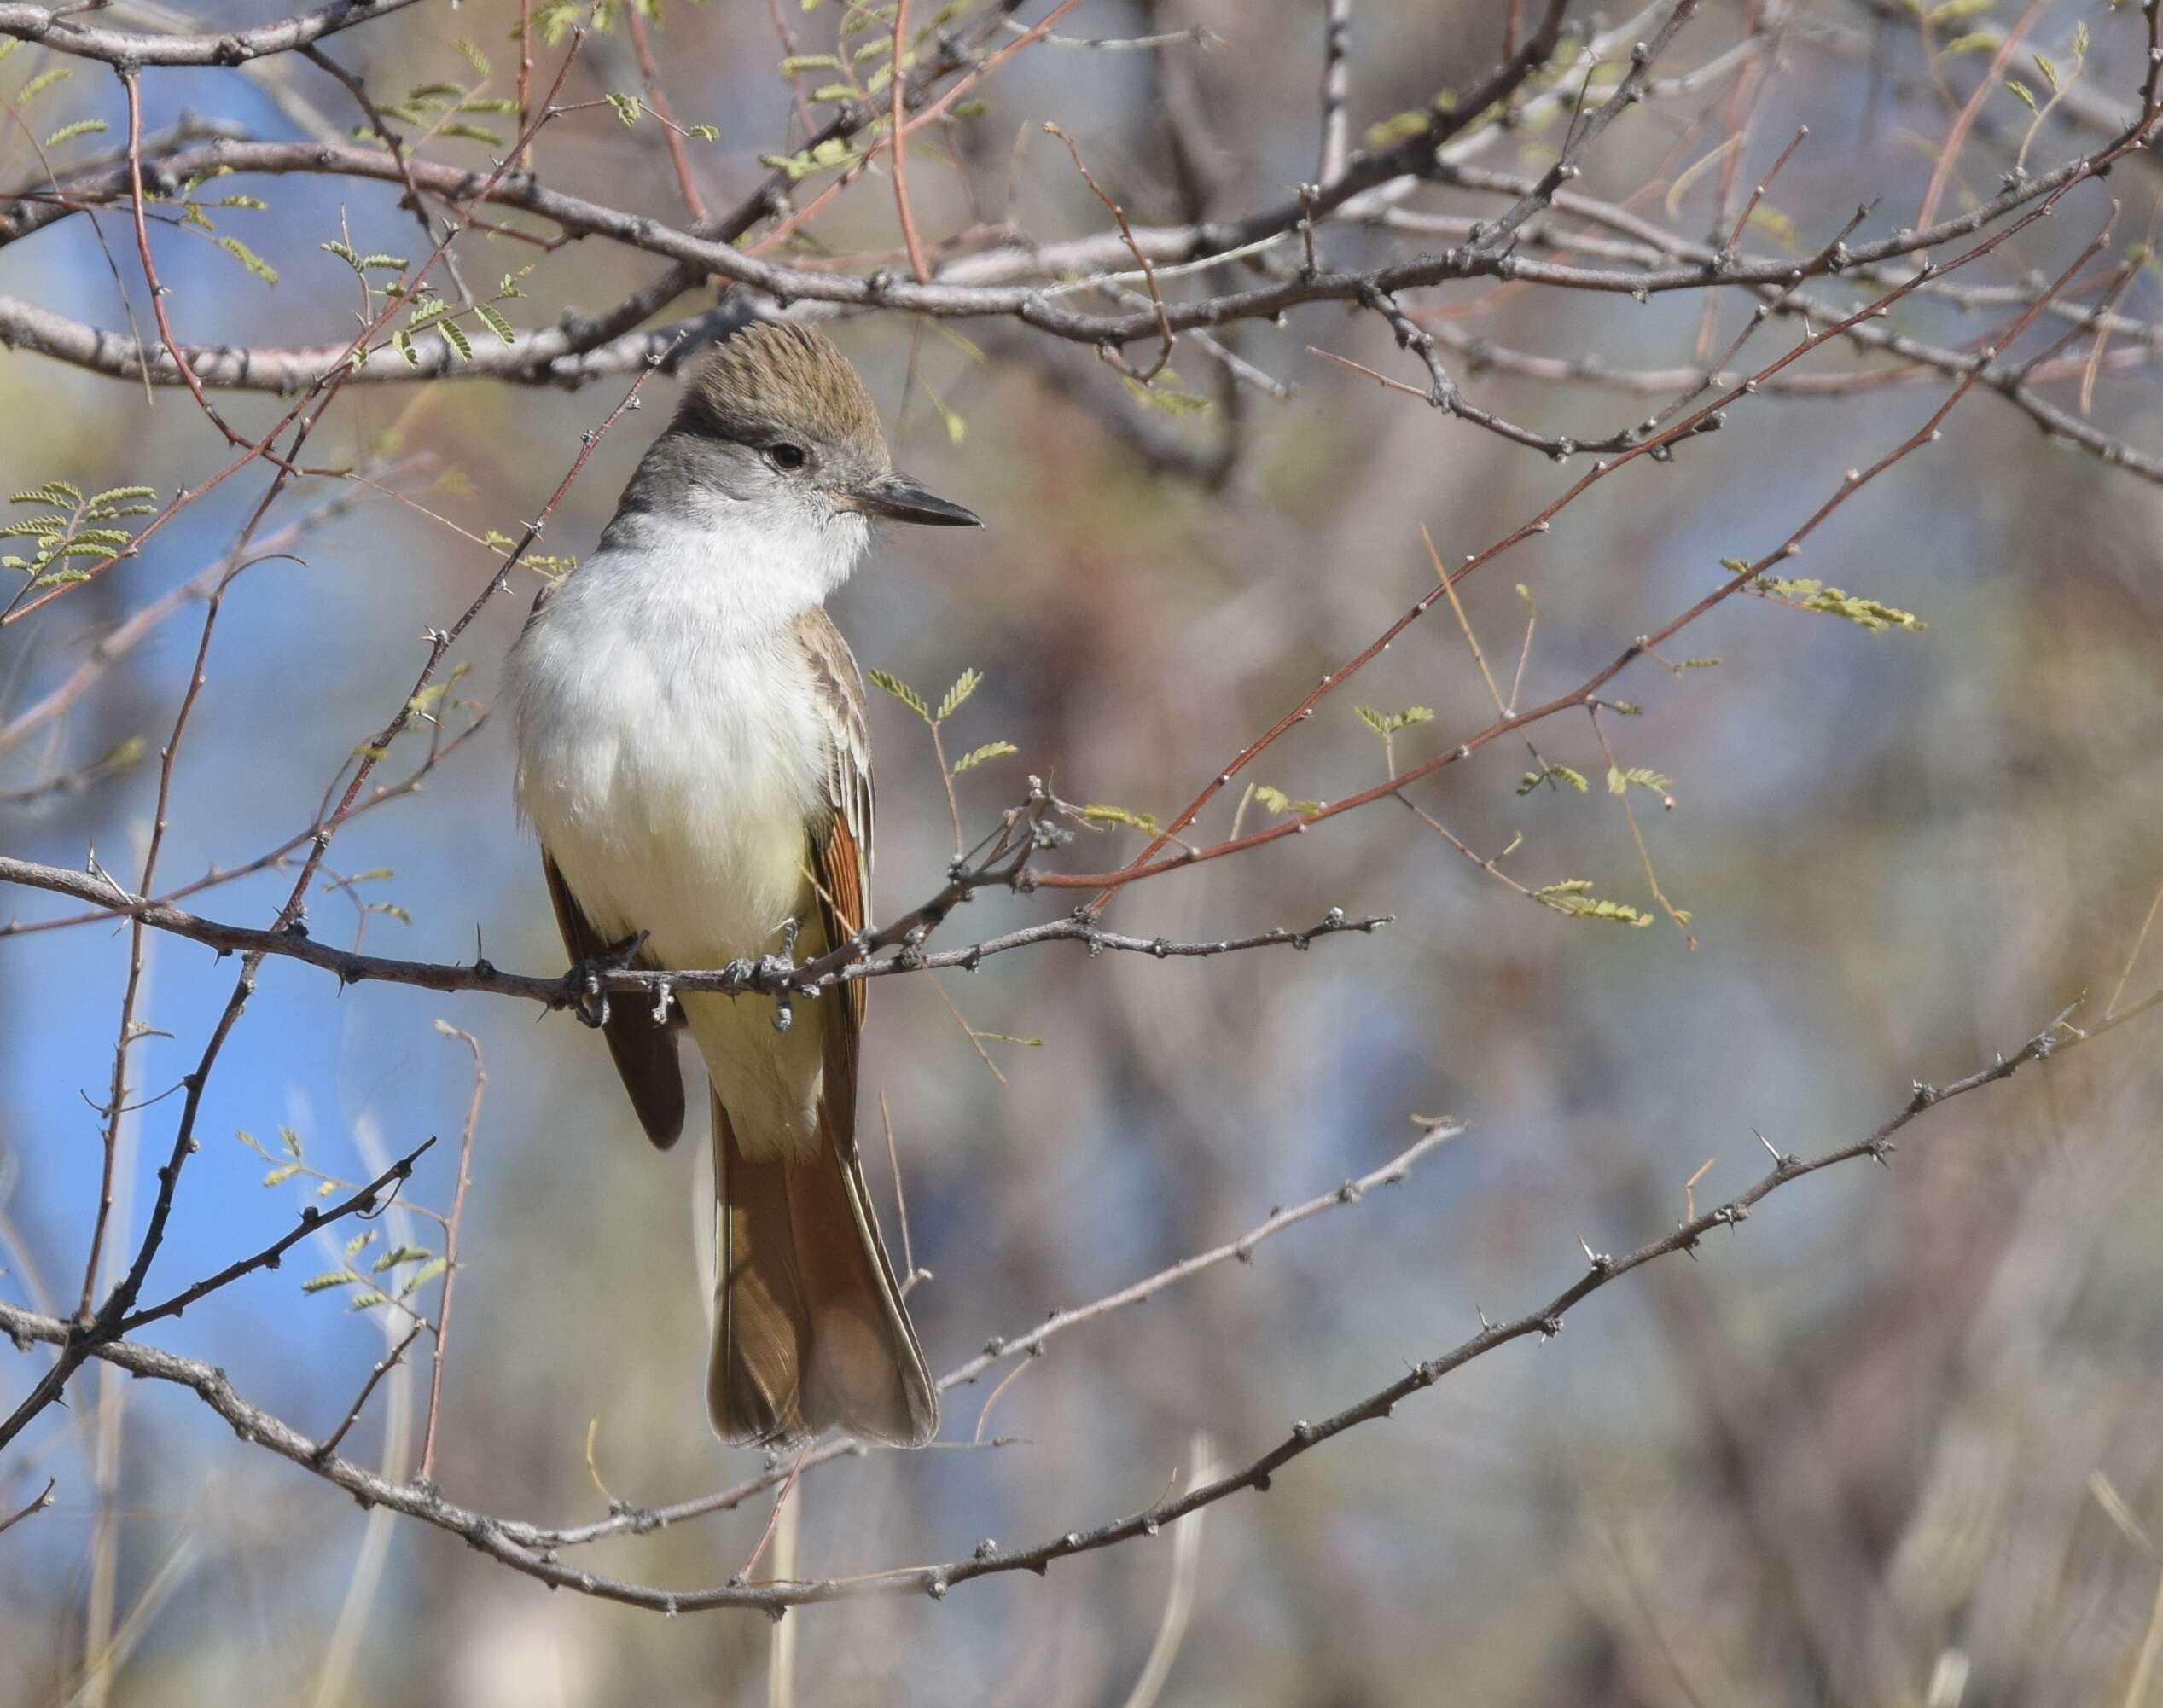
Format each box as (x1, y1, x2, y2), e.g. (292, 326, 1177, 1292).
(633, 322, 981, 537)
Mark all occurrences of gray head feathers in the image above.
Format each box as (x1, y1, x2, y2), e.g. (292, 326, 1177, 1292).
(609, 321, 979, 532)
(675, 322, 890, 474)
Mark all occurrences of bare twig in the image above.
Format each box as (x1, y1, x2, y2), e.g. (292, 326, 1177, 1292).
(316, 1324, 425, 1462)
(0, 1478, 55, 1539)
(1043, 123, 1174, 382)
(115, 1140, 435, 1335)
(418, 1027, 484, 1481)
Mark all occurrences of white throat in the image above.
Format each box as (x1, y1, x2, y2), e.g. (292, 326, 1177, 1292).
(586, 493, 870, 641)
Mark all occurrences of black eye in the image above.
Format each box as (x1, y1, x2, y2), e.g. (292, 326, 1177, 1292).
(768, 443, 808, 472)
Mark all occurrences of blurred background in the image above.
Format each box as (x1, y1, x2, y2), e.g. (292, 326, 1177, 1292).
(3, 0, 2163, 1702)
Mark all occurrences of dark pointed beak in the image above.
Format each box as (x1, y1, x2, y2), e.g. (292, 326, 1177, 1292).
(850, 473, 982, 527)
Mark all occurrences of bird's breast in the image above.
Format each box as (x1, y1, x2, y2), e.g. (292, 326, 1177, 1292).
(509, 561, 827, 970)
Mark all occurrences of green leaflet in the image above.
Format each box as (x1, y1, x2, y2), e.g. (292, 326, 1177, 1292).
(1533, 880, 1653, 927)
(868, 667, 929, 720)
(1355, 705, 1435, 737)
(1080, 802, 1161, 834)
(951, 741, 1016, 775)
(216, 235, 279, 286)
(1517, 764, 1590, 795)
(936, 667, 980, 721)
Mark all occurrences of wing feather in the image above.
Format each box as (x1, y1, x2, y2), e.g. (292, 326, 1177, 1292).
(794, 607, 874, 1035)
(542, 856, 686, 1149)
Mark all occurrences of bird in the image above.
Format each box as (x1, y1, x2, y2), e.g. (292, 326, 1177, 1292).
(506, 322, 981, 1447)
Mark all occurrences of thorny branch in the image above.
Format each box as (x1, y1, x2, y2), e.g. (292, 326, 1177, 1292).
(114, 1140, 436, 1337)
(2, 999, 2152, 1611)
(0, 851, 1389, 1008)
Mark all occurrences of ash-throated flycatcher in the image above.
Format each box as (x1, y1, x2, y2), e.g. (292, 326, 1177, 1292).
(507, 323, 980, 1447)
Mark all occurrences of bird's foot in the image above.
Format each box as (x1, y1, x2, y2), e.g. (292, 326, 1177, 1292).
(562, 929, 650, 1029)
(758, 919, 803, 1031)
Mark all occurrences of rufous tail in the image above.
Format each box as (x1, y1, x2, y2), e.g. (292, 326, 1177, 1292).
(708, 1085, 936, 1447)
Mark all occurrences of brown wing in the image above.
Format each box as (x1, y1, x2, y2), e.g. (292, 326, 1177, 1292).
(794, 607, 874, 1037)
(542, 856, 686, 1149)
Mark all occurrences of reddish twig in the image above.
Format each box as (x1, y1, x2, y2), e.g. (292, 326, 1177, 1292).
(749, 0, 1093, 256)
(1044, 122, 1173, 382)
(625, 3, 708, 225)
(1916, 0, 2046, 235)
(316, 1323, 425, 1462)
(889, 0, 931, 283)
(1723, 121, 1808, 253)
(736, 1448, 808, 1583)
(119, 69, 249, 447)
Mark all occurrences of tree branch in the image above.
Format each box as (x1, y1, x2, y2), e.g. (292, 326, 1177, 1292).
(0, 852, 1388, 1005)
(3, 998, 2148, 1611)
(0, 0, 425, 68)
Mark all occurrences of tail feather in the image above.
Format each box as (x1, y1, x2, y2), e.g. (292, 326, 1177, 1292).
(709, 1086, 937, 1447)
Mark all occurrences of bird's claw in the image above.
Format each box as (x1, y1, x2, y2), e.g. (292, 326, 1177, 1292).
(563, 930, 650, 1029)
(762, 919, 803, 1031)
